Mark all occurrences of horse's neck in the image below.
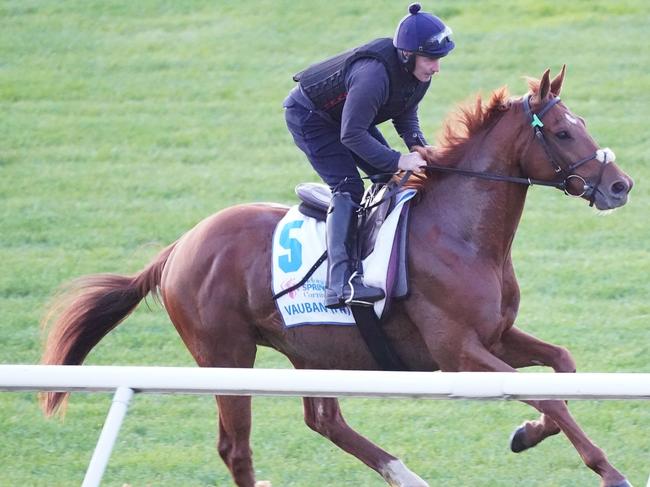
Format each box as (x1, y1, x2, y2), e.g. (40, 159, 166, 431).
(417, 125, 528, 261)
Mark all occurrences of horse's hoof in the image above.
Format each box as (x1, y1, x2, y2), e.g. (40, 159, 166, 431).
(255, 481, 272, 487)
(509, 425, 529, 453)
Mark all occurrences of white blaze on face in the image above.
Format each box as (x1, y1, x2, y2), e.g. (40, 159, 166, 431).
(564, 113, 579, 125)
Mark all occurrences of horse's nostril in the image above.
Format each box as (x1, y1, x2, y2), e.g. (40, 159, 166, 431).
(610, 180, 628, 195)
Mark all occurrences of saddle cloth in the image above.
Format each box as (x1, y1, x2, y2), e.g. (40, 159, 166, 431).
(272, 188, 416, 327)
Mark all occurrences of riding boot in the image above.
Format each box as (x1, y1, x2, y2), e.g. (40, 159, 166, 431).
(324, 192, 384, 309)
(344, 214, 385, 307)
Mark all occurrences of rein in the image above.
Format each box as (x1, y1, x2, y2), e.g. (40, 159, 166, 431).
(421, 163, 565, 190)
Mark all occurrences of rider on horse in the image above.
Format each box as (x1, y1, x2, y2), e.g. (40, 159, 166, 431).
(283, 3, 455, 309)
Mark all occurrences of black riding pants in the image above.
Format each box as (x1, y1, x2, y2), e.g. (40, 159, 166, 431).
(284, 95, 391, 204)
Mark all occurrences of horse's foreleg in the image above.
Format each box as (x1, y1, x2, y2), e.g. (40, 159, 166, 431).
(496, 326, 576, 372)
(437, 339, 629, 487)
(494, 326, 576, 452)
(302, 397, 429, 487)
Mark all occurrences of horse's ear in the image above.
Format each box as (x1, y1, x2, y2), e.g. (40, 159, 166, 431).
(550, 64, 566, 96)
(535, 69, 551, 104)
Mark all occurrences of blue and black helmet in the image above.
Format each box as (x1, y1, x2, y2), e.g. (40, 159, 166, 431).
(394, 3, 455, 59)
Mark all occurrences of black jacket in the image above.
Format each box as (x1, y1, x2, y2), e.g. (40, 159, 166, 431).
(293, 38, 430, 125)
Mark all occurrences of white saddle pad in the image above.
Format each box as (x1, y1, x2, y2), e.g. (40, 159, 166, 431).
(272, 190, 416, 327)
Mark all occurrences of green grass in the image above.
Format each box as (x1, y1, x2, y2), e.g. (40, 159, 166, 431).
(1, 0, 649, 486)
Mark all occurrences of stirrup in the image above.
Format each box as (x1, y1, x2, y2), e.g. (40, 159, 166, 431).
(324, 291, 346, 309)
(344, 272, 384, 307)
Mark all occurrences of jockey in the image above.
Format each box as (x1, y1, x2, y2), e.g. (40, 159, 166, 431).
(283, 3, 454, 309)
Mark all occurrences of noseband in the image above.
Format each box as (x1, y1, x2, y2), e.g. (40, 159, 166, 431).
(522, 95, 610, 206)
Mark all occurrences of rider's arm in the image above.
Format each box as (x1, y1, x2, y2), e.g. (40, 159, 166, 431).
(340, 59, 401, 173)
(393, 105, 428, 150)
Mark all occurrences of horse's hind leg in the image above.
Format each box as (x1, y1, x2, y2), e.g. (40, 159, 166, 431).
(494, 326, 576, 452)
(302, 397, 429, 487)
(216, 395, 260, 487)
(171, 306, 260, 486)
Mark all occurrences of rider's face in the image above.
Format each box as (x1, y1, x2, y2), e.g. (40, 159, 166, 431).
(412, 55, 440, 82)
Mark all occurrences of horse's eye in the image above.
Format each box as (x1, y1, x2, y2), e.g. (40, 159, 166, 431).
(555, 130, 571, 140)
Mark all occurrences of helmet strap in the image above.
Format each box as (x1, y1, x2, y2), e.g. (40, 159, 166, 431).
(398, 49, 416, 73)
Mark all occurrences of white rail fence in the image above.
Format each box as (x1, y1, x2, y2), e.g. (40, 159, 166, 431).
(2, 365, 649, 487)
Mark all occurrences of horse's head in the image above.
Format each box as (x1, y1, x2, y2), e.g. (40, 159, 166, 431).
(519, 66, 633, 210)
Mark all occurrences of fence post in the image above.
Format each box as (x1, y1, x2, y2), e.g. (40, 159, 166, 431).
(82, 386, 134, 487)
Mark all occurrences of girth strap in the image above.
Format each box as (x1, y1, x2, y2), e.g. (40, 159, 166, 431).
(350, 306, 408, 371)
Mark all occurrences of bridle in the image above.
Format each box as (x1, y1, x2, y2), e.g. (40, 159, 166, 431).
(522, 95, 610, 206)
(421, 94, 612, 207)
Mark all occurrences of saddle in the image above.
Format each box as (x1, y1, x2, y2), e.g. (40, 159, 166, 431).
(294, 181, 410, 298)
(296, 181, 397, 259)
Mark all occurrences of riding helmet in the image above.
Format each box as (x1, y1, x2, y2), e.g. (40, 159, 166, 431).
(393, 3, 455, 59)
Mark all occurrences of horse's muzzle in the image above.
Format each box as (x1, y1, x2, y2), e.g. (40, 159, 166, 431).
(593, 174, 634, 210)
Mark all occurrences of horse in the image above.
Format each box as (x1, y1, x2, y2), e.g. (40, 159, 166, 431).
(41, 67, 634, 487)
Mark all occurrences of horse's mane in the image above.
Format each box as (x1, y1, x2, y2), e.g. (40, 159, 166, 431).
(404, 85, 514, 192)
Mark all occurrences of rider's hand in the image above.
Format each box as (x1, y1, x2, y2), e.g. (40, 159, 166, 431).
(411, 145, 437, 164)
(398, 151, 427, 173)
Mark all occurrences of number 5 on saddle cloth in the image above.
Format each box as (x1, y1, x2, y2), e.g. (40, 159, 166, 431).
(271, 182, 416, 328)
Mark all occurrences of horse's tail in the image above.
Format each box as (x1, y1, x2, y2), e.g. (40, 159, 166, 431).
(40, 241, 177, 417)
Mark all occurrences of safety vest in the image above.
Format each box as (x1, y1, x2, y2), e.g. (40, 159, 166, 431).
(293, 38, 430, 124)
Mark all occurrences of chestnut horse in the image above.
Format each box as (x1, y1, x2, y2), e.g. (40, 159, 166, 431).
(42, 68, 634, 487)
